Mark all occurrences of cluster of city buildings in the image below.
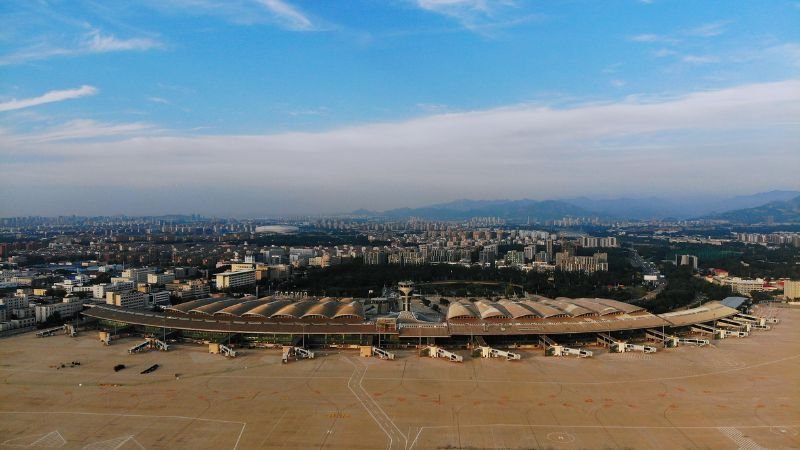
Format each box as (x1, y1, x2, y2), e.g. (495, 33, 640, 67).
(735, 232, 800, 247)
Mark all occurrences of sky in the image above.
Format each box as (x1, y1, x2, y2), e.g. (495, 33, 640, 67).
(1, 0, 799, 217)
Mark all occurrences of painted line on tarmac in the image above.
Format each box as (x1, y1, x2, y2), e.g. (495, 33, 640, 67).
(0, 411, 247, 450)
(408, 423, 800, 450)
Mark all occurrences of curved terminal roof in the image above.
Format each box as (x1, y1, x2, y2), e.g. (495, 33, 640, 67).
(475, 300, 511, 319)
(542, 299, 596, 317)
(190, 298, 243, 315)
(446, 297, 648, 321)
(333, 301, 364, 319)
(518, 301, 567, 318)
(592, 298, 645, 314)
(214, 300, 272, 317)
(446, 301, 480, 320)
(165, 298, 216, 314)
(301, 301, 339, 319)
(497, 300, 539, 319)
(241, 299, 294, 318)
(567, 298, 621, 316)
(659, 301, 738, 326)
(271, 300, 317, 318)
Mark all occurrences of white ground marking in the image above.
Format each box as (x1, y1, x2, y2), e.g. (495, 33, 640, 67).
(342, 357, 407, 449)
(82, 435, 146, 450)
(371, 353, 800, 386)
(2, 431, 66, 448)
(546, 431, 576, 443)
(718, 427, 768, 450)
(0, 412, 246, 450)
(408, 424, 799, 449)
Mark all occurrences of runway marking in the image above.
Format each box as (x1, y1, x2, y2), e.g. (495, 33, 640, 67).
(718, 427, 768, 450)
(82, 435, 146, 450)
(0, 411, 246, 450)
(1, 430, 66, 448)
(342, 357, 407, 449)
(408, 423, 799, 450)
(371, 353, 800, 386)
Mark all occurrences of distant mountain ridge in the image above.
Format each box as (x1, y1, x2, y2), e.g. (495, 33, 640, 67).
(349, 190, 800, 221)
(360, 199, 594, 221)
(704, 195, 800, 224)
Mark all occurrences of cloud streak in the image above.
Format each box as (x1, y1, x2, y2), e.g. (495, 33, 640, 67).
(2, 79, 798, 215)
(414, 0, 530, 33)
(258, 0, 314, 30)
(0, 30, 162, 66)
(0, 85, 98, 112)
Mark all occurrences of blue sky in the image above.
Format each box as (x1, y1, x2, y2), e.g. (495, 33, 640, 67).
(1, 0, 799, 216)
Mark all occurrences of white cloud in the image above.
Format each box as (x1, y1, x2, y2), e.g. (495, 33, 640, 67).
(653, 48, 677, 57)
(147, 96, 172, 105)
(682, 55, 719, 64)
(414, 0, 527, 32)
(148, 0, 321, 30)
(684, 21, 728, 38)
(609, 79, 626, 88)
(630, 34, 660, 42)
(0, 85, 98, 112)
(86, 31, 162, 52)
(767, 43, 800, 68)
(0, 30, 163, 65)
(630, 20, 729, 46)
(257, 0, 313, 30)
(2, 79, 798, 215)
(7, 119, 157, 144)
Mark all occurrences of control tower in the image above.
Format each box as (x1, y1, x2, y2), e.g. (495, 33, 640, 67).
(398, 281, 414, 312)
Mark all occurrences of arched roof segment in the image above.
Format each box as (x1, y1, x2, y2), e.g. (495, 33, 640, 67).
(446, 301, 479, 320)
(333, 301, 364, 319)
(190, 298, 242, 315)
(497, 300, 540, 319)
(165, 298, 215, 314)
(241, 299, 294, 318)
(475, 301, 510, 319)
(214, 300, 271, 317)
(519, 300, 568, 318)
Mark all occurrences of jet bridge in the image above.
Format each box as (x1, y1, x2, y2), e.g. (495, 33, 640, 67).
(359, 336, 395, 360)
(624, 343, 657, 353)
(128, 338, 169, 354)
(282, 346, 315, 363)
(421, 346, 463, 362)
(596, 333, 626, 353)
(691, 323, 726, 339)
(473, 336, 521, 360)
(716, 318, 751, 334)
(540, 335, 592, 357)
(734, 313, 767, 327)
(370, 346, 395, 360)
(646, 329, 679, 348)
(678, 337, 710, 346)
(210, 343, 237, 358)
(63, 324, 77, 337)
(128, 340, 150, 354)
(36, 326, 63, 337)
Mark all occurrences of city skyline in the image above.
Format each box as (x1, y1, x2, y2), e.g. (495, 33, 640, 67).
(2, 1, 799, 216)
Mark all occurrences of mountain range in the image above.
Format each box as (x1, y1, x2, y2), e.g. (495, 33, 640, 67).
(704, 194, 800, 224)
(350, 190, 800, 222)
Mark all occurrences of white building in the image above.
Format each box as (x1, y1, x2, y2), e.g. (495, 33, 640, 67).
(147, 291, 171, 307)
(34, 299, 84, 323)
(783, 280, 800, 300)
(122, 267, 155, 283)
(91, 281, 135, 299)
(147, 273, 175, 286)
(215, 270, 256, 290)
(106, 291, 148, 309)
